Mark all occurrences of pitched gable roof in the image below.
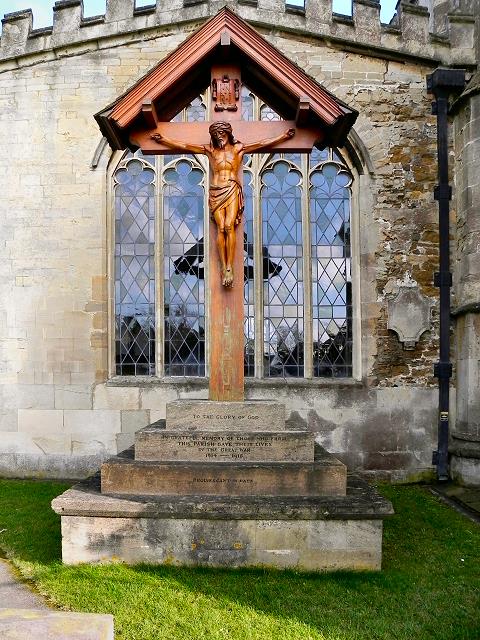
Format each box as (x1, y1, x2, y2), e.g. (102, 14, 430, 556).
(95, 8, 357, 149)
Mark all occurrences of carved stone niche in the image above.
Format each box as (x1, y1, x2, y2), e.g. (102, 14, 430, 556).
(387, 286, 432, 350)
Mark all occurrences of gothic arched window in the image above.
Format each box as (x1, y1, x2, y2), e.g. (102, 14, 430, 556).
(113, 90, 353, 379)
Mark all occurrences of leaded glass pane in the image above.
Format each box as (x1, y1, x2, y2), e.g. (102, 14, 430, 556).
(115, 158, 156, 375)
(311, 163, 352, 377)
(244, 169, 255, 377)
(186, 97, 206, 122)
(260, 104, 281, 121)
(310, 146, 329, 166)
(163, 159, 206, 376)
(241, 86, 254, 121)
(262, 161, 304, 377)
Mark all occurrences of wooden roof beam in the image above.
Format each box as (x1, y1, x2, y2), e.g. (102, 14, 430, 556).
(141, 100, 159, 129)
(296, 97, 311, 126)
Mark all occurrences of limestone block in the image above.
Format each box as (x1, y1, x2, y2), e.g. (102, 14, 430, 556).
(116, 432, 134, 453)
(305, 0, 331, 25)
(58, 515, 383, 571)
(166, 400, 286, 431)
(0, 433, 45, 455)
(352, 0, 381, 44)
(0, 410, 17, 432)
(448, 14, 476, 51)
(55, 385, 93, 410)
(0, 384, 54, 409)
(135, 426, 315, 462)
(32, 434, 72, 455)
(450, 455, 480, 488)
(52, 1, 83, 48)
(18, 409, 64, 435)
(106, 0, 135, 22)
(0, 452, 107, 479)
(398, 4, 430, 45)
(140, 386, 181, 412)
(93, 385, 140, 410)
(64, 410, 121, 436)
(121, 410, 149, 434)
(257, 0, 286, 12)
(71, 436, 117, 456)
(101, 449, 347, 497)
(0, 11, 33, 58)
(0, 609, 114, 640)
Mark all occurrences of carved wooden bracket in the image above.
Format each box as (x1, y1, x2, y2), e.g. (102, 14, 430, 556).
(212, 75, 240, 112)
(387, 286, 433, 350)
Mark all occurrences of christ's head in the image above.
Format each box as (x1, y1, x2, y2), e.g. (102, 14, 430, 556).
(209, 121, 236, 148)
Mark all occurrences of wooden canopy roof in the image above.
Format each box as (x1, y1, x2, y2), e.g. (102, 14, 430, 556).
(95, 8, 358, 150)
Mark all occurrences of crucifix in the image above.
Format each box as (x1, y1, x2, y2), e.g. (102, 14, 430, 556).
(131, 62, 323, 402)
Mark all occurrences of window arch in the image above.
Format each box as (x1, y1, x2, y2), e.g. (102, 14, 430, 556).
(112, 90, 354, 379)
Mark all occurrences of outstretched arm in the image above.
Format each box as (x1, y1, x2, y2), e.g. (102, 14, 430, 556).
(243, 128, 295, 154)
(150, 132, 206, 155)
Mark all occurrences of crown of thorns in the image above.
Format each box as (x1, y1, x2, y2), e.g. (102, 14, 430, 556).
(209, 121, 236, 144)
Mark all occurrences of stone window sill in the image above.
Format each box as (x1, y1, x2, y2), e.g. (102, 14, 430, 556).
(106, 376, 364, 389)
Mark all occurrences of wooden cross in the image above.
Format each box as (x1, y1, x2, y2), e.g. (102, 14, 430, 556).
(130, 64, 323, 402)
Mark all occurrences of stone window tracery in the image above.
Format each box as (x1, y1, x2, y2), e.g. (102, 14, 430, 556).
(113, 90, 353, 379)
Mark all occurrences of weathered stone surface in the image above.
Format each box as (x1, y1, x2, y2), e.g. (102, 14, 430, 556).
(101, 448, 346, 497)
(52, 474, 394, 520)
(387, 286, 433, 349)
(166, 400, 286, 431)
(0, 609, 114, 640)
(450, 455, 480, 488)
(0, 0, 478, 484)
(52, 476, 392, 571)
(59, 514, 383, 570)
(135, 425, 314, 462)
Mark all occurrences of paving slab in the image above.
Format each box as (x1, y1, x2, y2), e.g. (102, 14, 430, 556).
(432, 483, 480, 522)
(0, 559, 47, 610)
(0, 609, 114, 640)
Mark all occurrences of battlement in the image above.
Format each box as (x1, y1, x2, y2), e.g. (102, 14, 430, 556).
(0, 0, 477, 70)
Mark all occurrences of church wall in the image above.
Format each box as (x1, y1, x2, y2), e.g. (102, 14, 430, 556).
(451, 76, 480, 486)
(0, 1, 475, 480)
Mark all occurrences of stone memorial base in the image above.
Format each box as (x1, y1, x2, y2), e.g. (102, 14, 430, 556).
(52, 475, 392, 570)
(52, 400, 393, 571)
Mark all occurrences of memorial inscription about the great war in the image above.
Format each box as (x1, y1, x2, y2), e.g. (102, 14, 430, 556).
(135, 429, 314, 462)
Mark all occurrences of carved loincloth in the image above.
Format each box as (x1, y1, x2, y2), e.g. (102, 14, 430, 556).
(208, 180, 244, 226)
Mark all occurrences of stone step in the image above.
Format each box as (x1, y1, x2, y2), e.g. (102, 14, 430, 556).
(165, 400, 286, 431)
(101, 448, 346, 497)
(135, 425, 314, 463)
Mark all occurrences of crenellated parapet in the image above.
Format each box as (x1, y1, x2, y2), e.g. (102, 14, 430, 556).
(0, 0, 477, 70)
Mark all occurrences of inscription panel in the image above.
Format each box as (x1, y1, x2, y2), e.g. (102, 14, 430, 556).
(166, 400, 286, 431)
(135, 429, 314, 462)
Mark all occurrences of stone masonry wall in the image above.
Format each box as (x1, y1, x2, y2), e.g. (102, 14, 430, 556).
(0, 0, 476, 480)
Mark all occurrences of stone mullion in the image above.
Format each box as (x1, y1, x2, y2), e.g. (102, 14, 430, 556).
(253, 156, 264, 379)
(155, 156, 164, 377)
(302, 154, 313, 379)
(107, 152, 123, 377)
(203, 156, 211, 379)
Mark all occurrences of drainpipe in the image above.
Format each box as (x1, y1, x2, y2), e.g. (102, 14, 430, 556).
(426, 68, 466, 481)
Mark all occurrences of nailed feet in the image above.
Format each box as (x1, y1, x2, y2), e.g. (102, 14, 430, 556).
(222, 267, 234, 288)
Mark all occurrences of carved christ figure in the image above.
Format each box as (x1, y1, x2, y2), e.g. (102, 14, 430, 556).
(151, 121, 295, 287)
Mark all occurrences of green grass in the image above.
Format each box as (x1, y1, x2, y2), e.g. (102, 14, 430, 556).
(0, 481, 479, 640)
